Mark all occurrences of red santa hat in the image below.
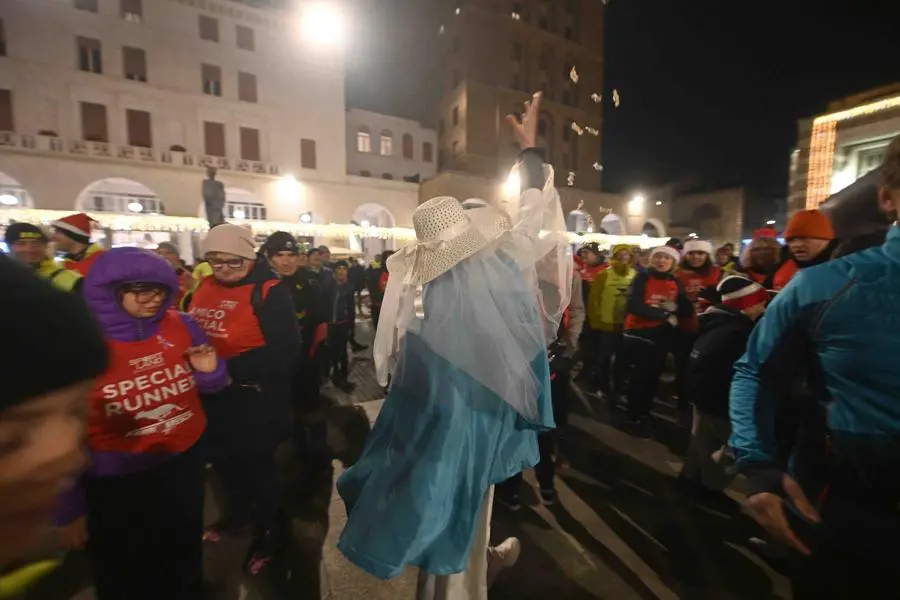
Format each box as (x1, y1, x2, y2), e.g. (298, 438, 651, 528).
(752, 227, 779, 240)
(51, 213, 96, 244)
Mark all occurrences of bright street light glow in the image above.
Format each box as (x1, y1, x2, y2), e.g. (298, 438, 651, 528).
(766, 220, 776, 225)
(233, 209, 246, 220)
(655, 200, 663, 206)
(360, 219, 371, 228)
(0, 194, 19, 206)
(127, 201, 143, 213)
(300, 3, 345, 47)
(503, 172, 521, 198)
(276, 174, 301, 202)
(300, 212, 313, 224)
(632, 194, 645, 204)
(688, 232, 698, 238)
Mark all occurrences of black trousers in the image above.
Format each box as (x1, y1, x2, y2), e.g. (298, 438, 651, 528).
(673, 330, 697, 409)
(86, 439, 205, 600)
(594, 330, 626, 394)
(328, 322, 350, 381)
(623, 330, 672, 418)
(213, 450, 282, 531)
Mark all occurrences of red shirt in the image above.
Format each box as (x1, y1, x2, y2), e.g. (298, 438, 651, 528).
(676, 265, 722, 332)
(624, 275, 681, 330)
(188, 278, 277, 359)
(772, 259, 798, 291)
(88, 313, 206, 454)
(64, 246, 105, 276)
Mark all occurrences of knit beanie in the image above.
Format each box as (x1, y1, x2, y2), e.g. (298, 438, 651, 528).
(0, 255, 108, 411)
(784, 210, 835, 241)
(155, 241, 179, 255)
(51, 213, 96, 245)
(263, 231, 299, 257)
(683, 240, 713, 255)
(650, 245, 681, 264)
(4, 223, 48, 245)
(202, 223, 257, 260)
(717, 275, 769, 311)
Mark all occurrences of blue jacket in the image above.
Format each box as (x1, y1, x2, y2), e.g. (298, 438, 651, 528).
(730, 226, 900, 499)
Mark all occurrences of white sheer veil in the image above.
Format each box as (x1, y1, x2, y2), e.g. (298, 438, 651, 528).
(373, 164, 572, 423)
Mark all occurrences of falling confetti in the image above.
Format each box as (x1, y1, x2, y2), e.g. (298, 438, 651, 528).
(570, 122, 584, 136)
(567, 171, 576, 186)
(585, 126, 599, 136)
(612, 89, 621, 107)
(593, 162, 604, 171)
(590, 93, 602, 104)
(569, 66, 579, 84)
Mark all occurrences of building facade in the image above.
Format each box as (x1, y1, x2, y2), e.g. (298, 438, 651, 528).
(666, 187, 746, 247)
(345, 109, 437, 183)
(0, 0, 418, 250)
(788, 83, 900, 216)
(420, 0, 604, 191)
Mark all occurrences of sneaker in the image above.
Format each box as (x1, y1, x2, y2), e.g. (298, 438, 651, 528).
(245, 528, 280, 575)
(202, 517, 250, 543)
(539, 488, 557, 506)
(487, 537, 521, 588)
(496, 492, 522, 511)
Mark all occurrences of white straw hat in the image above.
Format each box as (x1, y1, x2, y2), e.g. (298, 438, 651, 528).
(388, 196, 511, 286)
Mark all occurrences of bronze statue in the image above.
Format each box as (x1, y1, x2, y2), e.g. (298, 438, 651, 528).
(202, 166, 226, 227)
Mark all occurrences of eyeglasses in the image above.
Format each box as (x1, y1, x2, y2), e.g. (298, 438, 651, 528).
(121, 284, 168, 303)
(208, 257, 246, 270)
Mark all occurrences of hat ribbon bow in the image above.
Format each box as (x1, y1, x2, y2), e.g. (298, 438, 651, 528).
(401, 218, 471, 285)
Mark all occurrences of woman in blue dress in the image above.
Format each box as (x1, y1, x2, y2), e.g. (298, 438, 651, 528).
(336, 92, 573, 599)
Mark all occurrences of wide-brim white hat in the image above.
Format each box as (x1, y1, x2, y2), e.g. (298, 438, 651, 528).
(388, 196, 512, 286)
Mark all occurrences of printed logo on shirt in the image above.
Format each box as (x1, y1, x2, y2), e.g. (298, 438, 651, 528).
(190, 306, 230, 339)
(156, 335, 175, 349)
(219, 300, 238, 310)
(128, 352, 165, 373)
(101, 362, 195, 416)
(127, 403, 194, 438)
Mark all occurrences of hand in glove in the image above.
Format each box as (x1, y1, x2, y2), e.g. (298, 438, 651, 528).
(666, 314, 679, 327)
(659, 300, 678, 314)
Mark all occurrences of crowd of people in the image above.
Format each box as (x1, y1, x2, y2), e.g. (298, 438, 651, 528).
(1, 93, 899, 600)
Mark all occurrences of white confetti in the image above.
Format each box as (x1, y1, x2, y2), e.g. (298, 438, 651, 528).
(585, 126, 599, 136)
(593, 162, 604, 171)
(569, 66, 579, 84)
(590, 93, 602, 104)
(612, 89, 621, 107)
(567, 171, 576, 186)
(570, 122, 584, 136)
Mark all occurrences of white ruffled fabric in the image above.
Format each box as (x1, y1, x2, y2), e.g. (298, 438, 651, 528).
(373, 164, 572, 423)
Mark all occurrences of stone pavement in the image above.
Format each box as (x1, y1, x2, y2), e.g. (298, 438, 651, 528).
(54, 318, 791, 599)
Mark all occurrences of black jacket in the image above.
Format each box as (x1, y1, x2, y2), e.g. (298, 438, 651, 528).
(688, 305, 755, 418)
(625, 269, 694, 340)
(321, 276, 355, 323)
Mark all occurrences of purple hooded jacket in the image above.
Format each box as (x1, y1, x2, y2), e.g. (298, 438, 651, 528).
(56, 247, 228, 524)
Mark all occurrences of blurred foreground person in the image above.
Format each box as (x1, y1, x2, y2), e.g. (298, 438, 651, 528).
(4, 223, 81, 292)
(337, 92, 571, 599)
(730, 172, 900, 598)
(57, 248, 228, 600)
(0, 256, 107, 598)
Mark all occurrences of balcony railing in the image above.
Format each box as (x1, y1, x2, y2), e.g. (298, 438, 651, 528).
(0, 132, 282, 177)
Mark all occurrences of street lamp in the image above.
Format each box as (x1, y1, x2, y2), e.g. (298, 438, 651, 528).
(655, 200, 663, 206)
(233, 208, 246, 220)
(0, 194, 19, 206)
(360, 219, 371, 228)
(300, 212, 313, 224)
(300, 3, 345, 47)
(766, 220, 776, 225)
(127, 201, 143, 213)
(503, 172, 521, 198)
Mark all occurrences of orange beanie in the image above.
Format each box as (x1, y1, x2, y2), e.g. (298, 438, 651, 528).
(783, 210, 835, 241)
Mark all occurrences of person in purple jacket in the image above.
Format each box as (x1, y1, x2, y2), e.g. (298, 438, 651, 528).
(56, 247, 229, 600)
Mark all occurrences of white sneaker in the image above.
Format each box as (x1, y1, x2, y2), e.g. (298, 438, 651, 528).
(487, 536, 521, 588)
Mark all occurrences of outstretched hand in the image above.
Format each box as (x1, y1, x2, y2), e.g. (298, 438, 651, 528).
(186, 345, 218, 374)
(506, 92, 542, 151)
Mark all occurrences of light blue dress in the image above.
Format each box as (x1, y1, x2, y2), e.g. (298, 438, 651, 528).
(337, 254, 555, 580)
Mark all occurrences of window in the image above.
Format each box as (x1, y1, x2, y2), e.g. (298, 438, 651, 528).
(356, 126, 371, 152)
(422, 141, 433, 163)
(563, 119, 573, 142)
(201, 64, 222, 96)
(382, 173, 394, 180)
(0, 90, 13, 132)
(858, 146, 888, 178)
(76, 36, 102, 74)
(240, 127, 260, 161)
(198, 15, 219, 42)
(121, 0, 143, 20)
(380, 130, 393, 156)
(360, 170, 371, 177)
(203, 121, 225, 157)
(126, 109, 151, 147)
(80, 102, 108, 142)
(402, 133, 414, 159)
(236, 25, 255, 51)
(300, 138, 317, 169)
(122, 47, 147, 81)
(452, 106, 459, 127)
(0, 19, 6, 57)
(227, 201, 266, 221)
(238, 72, 257, 103)
(74, 0, 98, 12)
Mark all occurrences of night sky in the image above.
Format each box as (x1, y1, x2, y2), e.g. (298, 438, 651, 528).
(345, 0, 898, 198)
